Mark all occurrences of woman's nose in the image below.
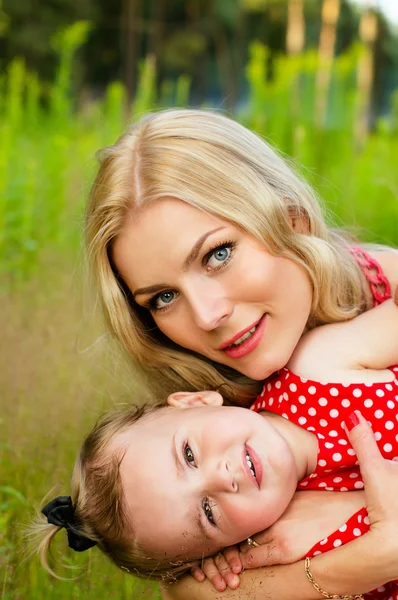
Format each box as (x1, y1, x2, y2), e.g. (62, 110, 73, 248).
(186, 279, 233, 331)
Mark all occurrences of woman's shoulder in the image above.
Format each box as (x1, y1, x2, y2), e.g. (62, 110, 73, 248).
(369, 249, 398, 289)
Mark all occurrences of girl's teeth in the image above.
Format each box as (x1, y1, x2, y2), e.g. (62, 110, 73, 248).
(246, 451, 256, 479)
(231, 326, 256, 347)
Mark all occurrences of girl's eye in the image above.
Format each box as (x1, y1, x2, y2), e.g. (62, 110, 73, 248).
(203, 499, 215, 526)
(150, 290, 178, 311)
(184, 443, 196, 467)
(204, 242, 235, 270)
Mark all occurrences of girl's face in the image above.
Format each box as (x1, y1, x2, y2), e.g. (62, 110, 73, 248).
(113, 197, 313, 380)
(117, 394, 298, 561)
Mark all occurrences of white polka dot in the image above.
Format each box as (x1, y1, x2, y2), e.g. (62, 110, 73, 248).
(376, 389, 384, 397)
(282, 413, 289, 419)
(329, 430, 338, 437)
(298, 395, 307, 404)
(289, 383, 297, 392)
(308, 385, 316, 395)
(319, 538, 328, 545)
(275, 381, 281, 389)
(385, 421, 394, 430)
(290, 405, 297, 414)
(338, 439, 348, 445)
(300, 481, 308, 486)
(352, 388, 362, 398)
(347, 448, 356, 456)
(341, 399, 351, 408)
(384, 443, 393, 452)
(261, 400, 266, 409)
(268, 397, 274, 406)
(364, 399, 373, 408)
(340, 487, 348, 491)
(349, 472, 358, 478)
(339, 523, 347, 532)
(330, 409, 339, 418)
(354, 481, 364, 489)
(333, 477, 342, 483)
(357, 514, 362, 523)
(332, 453, 342, 462)
(330, 388, 339, 396)
(387, 400, 395, 409)
(353, 528, 362, 537)
(283, 392, 289, 401)
(325, 442, 334, 449)
(300, 377, 308, 383)
(318, 397, 328, 406)
(374, 432, 382, 441)
(386, 384, 393, 391)
(308, 407, 316, 416)
(313, 550, 321, 556)
(307, 426, 316, 432)
(320, 419, 328, 427)
(364, 516, 370, 525)
(317, 433, 325, 439)
(318, 459, 327, 467)
(377, 586, 386, 593)
(318, 482, 327, 487)
(298, 416, 307, 425)
(325, 487, 334, 491)
(375, 409, 384, 419)
(333, 539, 342, 547)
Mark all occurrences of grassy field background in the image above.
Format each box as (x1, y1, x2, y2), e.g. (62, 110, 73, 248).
(1, 25, 398, 599)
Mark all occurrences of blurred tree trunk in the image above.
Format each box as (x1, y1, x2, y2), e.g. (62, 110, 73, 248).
(355, 9, 378, 148)
(148, 0, 167, 64)
(122, 0, 142, 110)
(315, 0, 341, 127)
(286, 0, 305, 55)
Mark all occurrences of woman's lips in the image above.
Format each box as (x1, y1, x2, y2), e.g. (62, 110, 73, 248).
(221, 314, 267, 359)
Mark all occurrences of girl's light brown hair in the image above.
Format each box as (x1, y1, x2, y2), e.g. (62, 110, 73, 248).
(32, 403, 197, 581)
(85, 109, 369, 405)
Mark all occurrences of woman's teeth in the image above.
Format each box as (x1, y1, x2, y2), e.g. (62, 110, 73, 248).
(246, 450, 256, 479)
(231, 326, 257, 347)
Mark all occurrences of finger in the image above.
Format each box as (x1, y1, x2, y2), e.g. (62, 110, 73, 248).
(345, 411, 385, 484)
(200, 557, 227, 592)
(214, 553, 240, 589)
(190, 565, 205, 582)
(223, 546, 243, 574)
(240, 544, 280, 569)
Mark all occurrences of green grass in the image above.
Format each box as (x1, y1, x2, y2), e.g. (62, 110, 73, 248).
(1, 22, 398, 599)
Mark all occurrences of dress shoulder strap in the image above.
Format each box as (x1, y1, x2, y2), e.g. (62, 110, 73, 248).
(349, 246, 391, 306)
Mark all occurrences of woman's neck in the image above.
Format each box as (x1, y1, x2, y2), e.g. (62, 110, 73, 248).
(264, 411, 318, 482)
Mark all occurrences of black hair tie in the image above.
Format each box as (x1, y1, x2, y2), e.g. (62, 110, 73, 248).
(42, 496, 97, 552)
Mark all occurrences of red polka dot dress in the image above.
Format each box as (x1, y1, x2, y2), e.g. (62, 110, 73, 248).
(250, 250, 397, 599)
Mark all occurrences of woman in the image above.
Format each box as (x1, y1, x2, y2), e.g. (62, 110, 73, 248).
(85, 109, 398, 598)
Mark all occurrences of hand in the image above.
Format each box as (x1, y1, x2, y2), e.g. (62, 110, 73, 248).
(190, 546, 242, 592)
(238, 489, 365, 570)
(344, 410, 398, 582)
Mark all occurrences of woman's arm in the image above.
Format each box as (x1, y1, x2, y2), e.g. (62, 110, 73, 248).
(161, 415, 398, 600)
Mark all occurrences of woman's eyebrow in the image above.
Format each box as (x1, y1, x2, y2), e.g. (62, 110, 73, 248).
(182, 226, 225, 271)
(132, 226, 226, 298)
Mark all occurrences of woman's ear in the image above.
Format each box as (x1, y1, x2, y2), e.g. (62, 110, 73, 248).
(288, 207, 310, 234)
(167, 391, 224, 409)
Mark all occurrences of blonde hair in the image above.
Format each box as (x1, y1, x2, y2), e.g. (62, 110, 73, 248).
(85, 109, 368, 405)
(32, 403, 198, 581)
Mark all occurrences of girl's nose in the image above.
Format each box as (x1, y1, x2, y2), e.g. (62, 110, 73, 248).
(207, 460, 238, 494)
(186, 279, 233, 331)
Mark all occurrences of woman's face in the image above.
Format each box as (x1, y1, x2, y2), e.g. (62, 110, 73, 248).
(117, 397, 298, 560)
(112, 198, 312, 380)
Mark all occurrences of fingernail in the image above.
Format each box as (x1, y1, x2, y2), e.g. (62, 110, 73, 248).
(346, 411, 360, 431)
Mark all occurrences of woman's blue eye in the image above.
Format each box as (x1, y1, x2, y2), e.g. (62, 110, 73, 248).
(206, 245, 233, 269)
(184, 444, 196, 466)
(151, 290, 178, 310)
(203, 499, 215, 525)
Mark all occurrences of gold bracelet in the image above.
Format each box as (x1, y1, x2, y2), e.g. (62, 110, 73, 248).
(304, 557, 364, 600)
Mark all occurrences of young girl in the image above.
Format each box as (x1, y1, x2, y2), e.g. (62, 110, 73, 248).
(38, 289, 398, 599)
(85, 108, 398, 597)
